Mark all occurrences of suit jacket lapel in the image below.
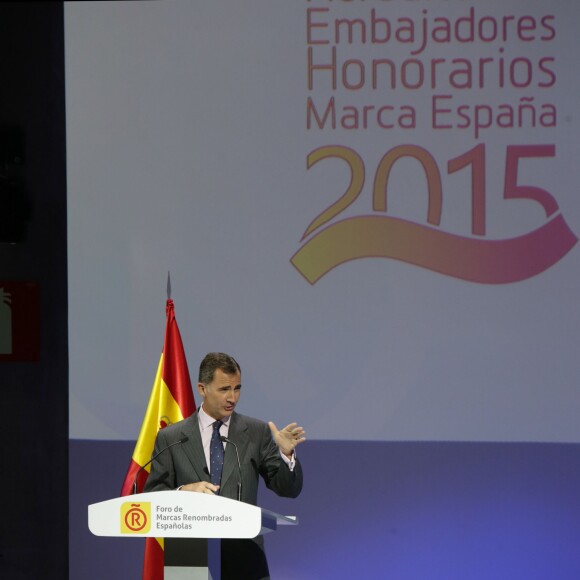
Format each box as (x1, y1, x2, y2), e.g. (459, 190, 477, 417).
(180, 411, 210, 482)
(221, 412, 249, 490)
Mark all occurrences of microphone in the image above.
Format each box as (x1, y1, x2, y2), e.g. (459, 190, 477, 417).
(132, 436, 189, 494)
(220, 435, 242, 502)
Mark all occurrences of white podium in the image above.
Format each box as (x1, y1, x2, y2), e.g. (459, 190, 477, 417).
(88, 491, 298, 579)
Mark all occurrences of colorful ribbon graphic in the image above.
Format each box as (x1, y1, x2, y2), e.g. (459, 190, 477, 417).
(291, 213, 577, 285)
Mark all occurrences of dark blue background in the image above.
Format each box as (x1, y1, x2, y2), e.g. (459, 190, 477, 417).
(70, 439, 580, 579)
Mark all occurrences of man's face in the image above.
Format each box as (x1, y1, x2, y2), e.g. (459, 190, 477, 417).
(198, 368, 241, 421)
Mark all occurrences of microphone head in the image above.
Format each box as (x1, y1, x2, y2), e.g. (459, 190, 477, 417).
(219, 435, 228, 443)
(180, 436, 190, 443)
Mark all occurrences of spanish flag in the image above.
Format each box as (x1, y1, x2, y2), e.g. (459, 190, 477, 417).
(121, 297, 196, 579)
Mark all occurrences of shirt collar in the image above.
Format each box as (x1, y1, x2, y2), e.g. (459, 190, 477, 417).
(198, 403, 232, 430)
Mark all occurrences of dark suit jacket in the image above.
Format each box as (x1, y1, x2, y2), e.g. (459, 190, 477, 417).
(144, 411, 303, 579)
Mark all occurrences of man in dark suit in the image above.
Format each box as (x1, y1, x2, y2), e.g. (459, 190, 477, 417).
(144, 352, 305, 579)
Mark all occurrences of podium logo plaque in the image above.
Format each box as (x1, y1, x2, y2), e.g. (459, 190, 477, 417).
(120, 502, 151, 534)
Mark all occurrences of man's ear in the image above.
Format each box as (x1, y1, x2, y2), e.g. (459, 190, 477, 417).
(197, 382, 206, 397)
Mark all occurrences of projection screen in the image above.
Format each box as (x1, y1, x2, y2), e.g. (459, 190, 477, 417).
(65, 0, 580, 444)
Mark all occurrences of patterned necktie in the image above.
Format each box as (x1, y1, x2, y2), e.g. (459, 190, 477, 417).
(210, 420, 224, 488)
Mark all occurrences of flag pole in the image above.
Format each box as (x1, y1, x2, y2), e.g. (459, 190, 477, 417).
(120, 277, 195, 579)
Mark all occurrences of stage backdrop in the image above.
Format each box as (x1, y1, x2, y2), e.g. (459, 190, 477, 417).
(65, 1, 580, 578)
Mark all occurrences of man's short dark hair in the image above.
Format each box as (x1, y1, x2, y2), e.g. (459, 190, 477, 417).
(198, 352, 241, 384)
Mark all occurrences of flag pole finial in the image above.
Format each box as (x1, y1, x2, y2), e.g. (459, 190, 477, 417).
(167, 271, 172, 300)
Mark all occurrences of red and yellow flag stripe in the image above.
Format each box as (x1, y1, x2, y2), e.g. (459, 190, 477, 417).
(120, 299, 196, 580)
